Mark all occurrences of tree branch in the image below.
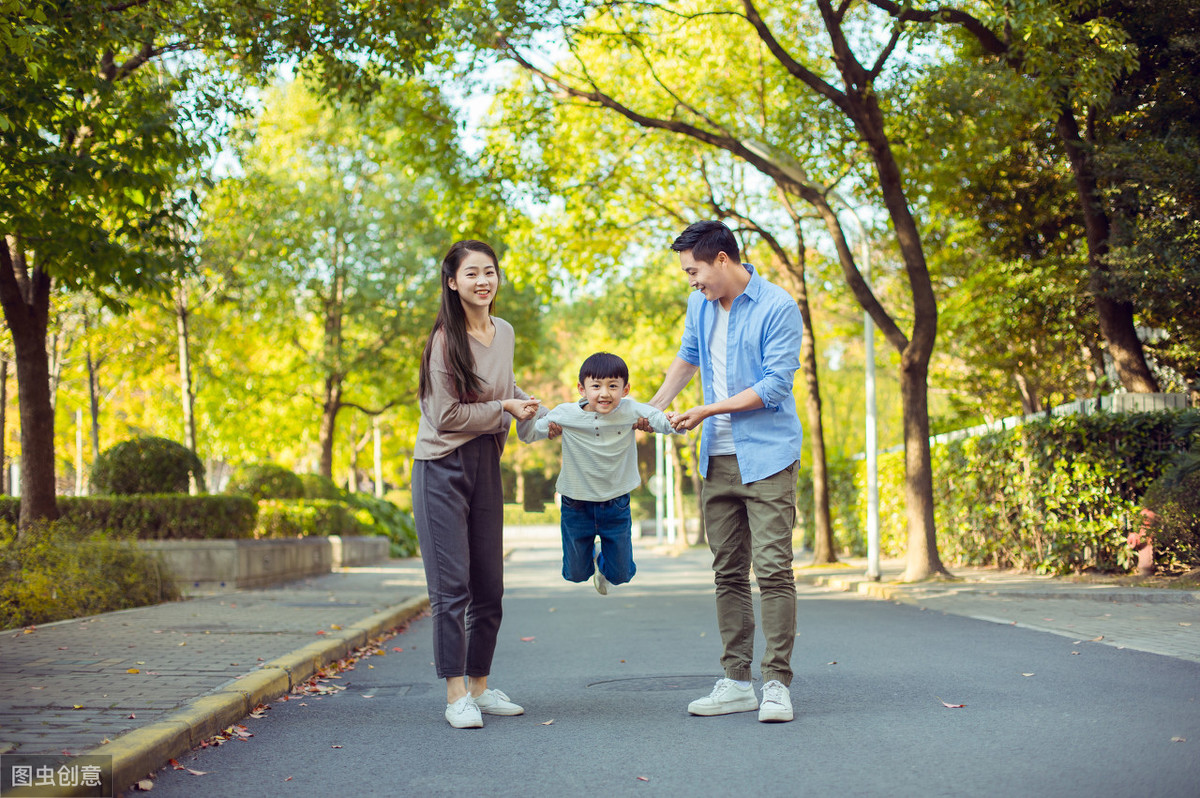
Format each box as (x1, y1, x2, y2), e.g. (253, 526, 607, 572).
(864, 0, 1008, 56)
(740, 0, 849, 112)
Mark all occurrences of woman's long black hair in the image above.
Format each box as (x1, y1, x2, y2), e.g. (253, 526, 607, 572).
(418, 240, 499, 401)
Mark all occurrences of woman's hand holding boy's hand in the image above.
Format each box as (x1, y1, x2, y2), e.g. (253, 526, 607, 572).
(504, 398, 541, 421)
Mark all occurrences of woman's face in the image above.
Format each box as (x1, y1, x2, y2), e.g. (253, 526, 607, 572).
(448, 250, 499, 312)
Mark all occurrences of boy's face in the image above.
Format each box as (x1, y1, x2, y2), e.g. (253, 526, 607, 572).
(578, 375, 630, 415)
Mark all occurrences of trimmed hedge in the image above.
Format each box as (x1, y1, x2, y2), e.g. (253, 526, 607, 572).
(847, 409, 1200, 574)
(90, 436, 205, 495)
(255, 499, 368, 539)
(0, 495, 257, 540)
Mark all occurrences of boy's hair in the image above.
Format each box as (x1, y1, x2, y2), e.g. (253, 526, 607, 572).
(578, 352, 629, 385)
(671, 220, 740, 264)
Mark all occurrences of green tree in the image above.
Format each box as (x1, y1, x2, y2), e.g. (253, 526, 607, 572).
(0, 0, 489, 529)
(501, 0, 953, 579)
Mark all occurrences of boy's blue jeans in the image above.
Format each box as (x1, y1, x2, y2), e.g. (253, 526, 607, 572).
(559, 493, 637, 585)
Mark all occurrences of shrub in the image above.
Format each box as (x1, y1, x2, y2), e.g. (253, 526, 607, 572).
(1141, 452, 1200, 570)
(852, 409, 1199, 574)
(0, 496, 257, 540)
(343, 493, 419, 557)
(227, 464, 306, 500)
(254, 499, 367, 538)
(90, 436, 204, 495)
(300, 473, 342, 500)
(0, 520, 180, 629)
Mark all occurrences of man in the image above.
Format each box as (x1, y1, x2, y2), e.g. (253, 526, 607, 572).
(647, 220, 804, 723)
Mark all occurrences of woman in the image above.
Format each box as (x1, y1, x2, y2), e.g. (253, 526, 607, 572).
(413, 239, 546, 729)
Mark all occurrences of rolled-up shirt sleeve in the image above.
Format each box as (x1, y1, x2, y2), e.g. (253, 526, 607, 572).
(750, 301, 802, 410)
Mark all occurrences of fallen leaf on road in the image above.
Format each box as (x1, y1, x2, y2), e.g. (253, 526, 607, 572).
(392, 647, 403, 652)
(1181, 623, 1192, 627)
(937, 698, 965, 708)
(128, 712, 137, 719)
(135, 779, 153, 790)
(316, 630, 327, 636)
(520, 637, 535, 642)
(1171, 737, 1186, 743)
(284, 776, 293, 782)
(169, 759, 182, 770)
(1071, 651, 1080, 655)
(23, 627, 35, 634)
(541, 719, 554, 726)
(186, 769, 207, 776)
(1091, 636, 1104, 641)
(637, 776, 650, 782)
(331, 624, 342, 630)
(361, 695, 375, 699)
(1022, 673, 1034, 677)
(127, 668, 140, 674)
(73, 705, 84, 710)
(178, 642, 186, 647)
(827, 661, 837, 666)
(332, 745, 343, 749)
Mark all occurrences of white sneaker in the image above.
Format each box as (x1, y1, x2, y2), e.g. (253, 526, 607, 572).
(473, 688, 524, 716)
(687, 678, 758, 716)
(445, 695, 483, 728)
(592, 551, 608, 595)
(758, 679, 794, 722)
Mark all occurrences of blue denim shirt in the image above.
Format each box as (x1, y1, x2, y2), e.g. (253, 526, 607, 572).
(677, 263, 804, 483)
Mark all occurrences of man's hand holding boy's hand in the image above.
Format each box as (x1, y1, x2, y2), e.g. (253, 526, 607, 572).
(669, 406, 707, 432)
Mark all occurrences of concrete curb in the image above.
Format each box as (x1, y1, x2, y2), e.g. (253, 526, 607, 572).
(806, 573, 1200, 605)
(84, 594, 430, 794)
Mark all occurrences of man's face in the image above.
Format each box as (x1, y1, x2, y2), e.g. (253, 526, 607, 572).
(578, 375, 630, 415)
(679, 249, 730, 302)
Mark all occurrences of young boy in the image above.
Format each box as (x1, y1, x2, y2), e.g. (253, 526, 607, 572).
(534, 352, 677, 594)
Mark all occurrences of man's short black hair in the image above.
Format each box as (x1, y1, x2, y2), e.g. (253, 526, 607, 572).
(579, 352, 629, 384)
(671, 220, 740, 264)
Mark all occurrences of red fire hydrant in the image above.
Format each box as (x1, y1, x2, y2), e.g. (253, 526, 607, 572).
(1127, 509, 1157, 577)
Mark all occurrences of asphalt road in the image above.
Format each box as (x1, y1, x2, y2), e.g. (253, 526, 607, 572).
(147, 541, 1200, 798)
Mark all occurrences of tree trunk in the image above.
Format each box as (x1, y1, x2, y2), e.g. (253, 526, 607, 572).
(174, 280, 204, 493)
(0, 356, 7, 495)
(899, 356, 942, 581)
(86, 350, 101, 460)
(1055, 108, 1160, 393)
(0, 239, 59, 530)
(318, 375, 342, 480)
(825, 13, 947, 580)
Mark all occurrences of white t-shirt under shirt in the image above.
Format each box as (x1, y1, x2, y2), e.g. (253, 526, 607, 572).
(708, 302, 736, 455)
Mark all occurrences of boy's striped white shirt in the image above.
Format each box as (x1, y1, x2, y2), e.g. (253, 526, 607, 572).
(533, 398, 677, 502)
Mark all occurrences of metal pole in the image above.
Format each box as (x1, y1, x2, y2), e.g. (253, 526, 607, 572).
(861, 223, 880, 581)
(655, 434, 664, 542)
(839, 202, 880, 580)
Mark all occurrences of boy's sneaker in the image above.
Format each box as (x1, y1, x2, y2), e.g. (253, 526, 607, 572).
(687, 678, 758, 716)
(473, 688, 524, 716)
(758, 679, 794, 722)
(445, 695, 483, 729)
(592, 552, 608, 595)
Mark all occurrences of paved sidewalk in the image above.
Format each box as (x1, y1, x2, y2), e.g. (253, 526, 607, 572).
(0, 563, 429, 793)
(795, 557, 1200, 663)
